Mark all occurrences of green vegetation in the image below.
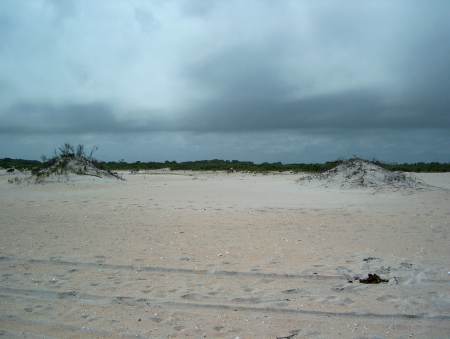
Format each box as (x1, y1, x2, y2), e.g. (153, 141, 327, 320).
(99, 159, 340, 173)
(102, 160, 450, 173)
(2, 155, 450, 173)
(379, 162, 450, 173)
(0, 158, 41, 171)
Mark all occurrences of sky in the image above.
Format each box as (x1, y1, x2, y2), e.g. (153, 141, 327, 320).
(0, 0, 449, 163)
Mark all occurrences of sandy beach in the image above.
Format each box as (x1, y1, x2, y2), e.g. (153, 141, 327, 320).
(0, 170, 449, 338)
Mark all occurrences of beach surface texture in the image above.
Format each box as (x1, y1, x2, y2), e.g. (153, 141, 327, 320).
(1, 168, 449, 338)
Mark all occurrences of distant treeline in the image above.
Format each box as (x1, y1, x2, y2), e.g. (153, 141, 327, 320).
(379, 162, 450, 173)
(1, 157, 450, 173)
(0, 158, 42, 170)
(102, 159, 340, 173)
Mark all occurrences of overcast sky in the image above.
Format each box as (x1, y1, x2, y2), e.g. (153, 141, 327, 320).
(1, 0, 449, 163)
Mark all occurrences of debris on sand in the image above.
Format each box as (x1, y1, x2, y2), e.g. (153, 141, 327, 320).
(298, 158, 426, 190)
(358, 273, 389, 284)
(276, 330, 300, 339)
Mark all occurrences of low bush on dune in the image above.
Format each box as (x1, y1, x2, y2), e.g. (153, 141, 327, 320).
(30, 143, 123, 183)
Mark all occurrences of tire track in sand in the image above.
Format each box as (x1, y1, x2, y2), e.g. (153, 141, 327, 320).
(1, 286, 449, 322)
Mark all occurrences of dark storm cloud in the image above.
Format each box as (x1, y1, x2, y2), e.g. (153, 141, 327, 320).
(179, 88, 450, 132)
(175, 1, 450, 132)
(0, 1, 449, 161)
(0, 101, 167, 134)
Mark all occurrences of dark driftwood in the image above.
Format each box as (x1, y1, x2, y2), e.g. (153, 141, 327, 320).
(358, 273, 388, 284)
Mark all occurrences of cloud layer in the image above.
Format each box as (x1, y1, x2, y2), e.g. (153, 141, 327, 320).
(0, 0, 449, 161)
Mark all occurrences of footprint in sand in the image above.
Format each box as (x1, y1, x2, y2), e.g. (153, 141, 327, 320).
(181, 293, 207, 301)
(234, 297, 265, 304)
(282, 288, 306, 295)
(376, 294, 398, 302)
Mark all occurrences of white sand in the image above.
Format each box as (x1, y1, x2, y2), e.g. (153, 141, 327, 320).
(0, 170, 449, 338)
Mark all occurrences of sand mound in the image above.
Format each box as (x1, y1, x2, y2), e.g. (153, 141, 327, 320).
(6, 157, 123, 184)
(30, 156, 123, 183)
(299, 159, 426, 191)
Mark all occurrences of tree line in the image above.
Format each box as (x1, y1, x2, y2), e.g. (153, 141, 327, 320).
(2, 157, 450, 173)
